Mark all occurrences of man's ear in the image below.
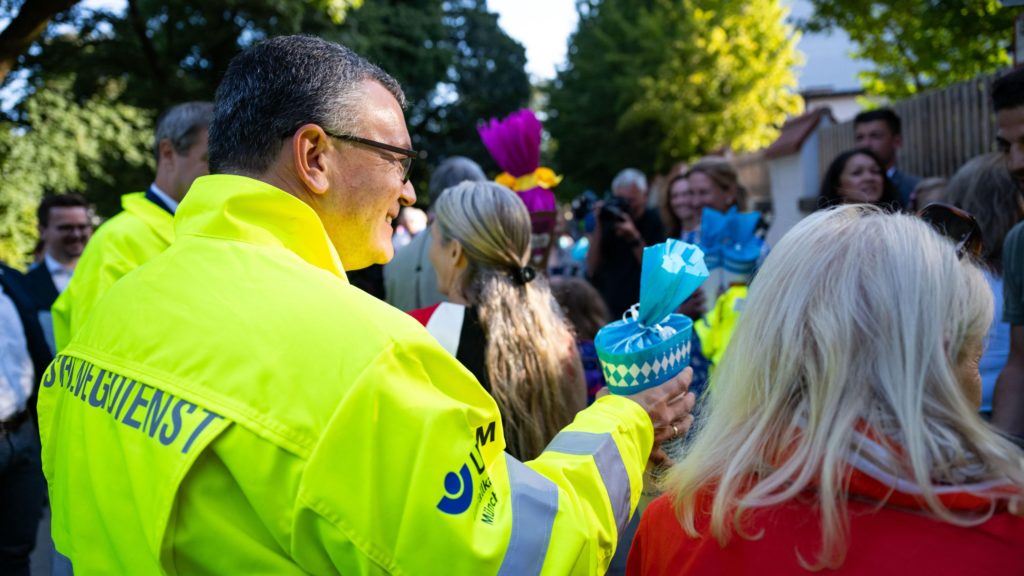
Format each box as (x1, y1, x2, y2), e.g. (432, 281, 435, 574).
(291, 124, 333, 196)
(893, 133, 903, 150)
(158, 139, 175, 168)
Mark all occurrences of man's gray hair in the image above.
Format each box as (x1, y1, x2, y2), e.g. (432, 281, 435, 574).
(208, 35, 406, 175)
(612, 168, 648, 194)
(428, 157, 486, 207)
(153, 101, 213, 162)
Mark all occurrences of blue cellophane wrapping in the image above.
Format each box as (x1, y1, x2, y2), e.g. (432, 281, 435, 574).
(595, 240, 709, 393)
(699, 207, 763, 292)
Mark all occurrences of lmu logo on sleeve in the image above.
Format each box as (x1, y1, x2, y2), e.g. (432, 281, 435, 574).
(437, 421, 496, 515)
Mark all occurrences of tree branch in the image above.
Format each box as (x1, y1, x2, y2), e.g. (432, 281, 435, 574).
(126, 0, 167, 87)
(0, 0, 80, 83)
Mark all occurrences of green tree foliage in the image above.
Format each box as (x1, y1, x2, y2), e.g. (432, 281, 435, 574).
(547, 0, 802, 198)
(0, 0, 529, 264)
(337, 0, 530, 179)
(0, 77, 151, 267)
(799, 0, 1015, 100)
(422, 0, 530, 176)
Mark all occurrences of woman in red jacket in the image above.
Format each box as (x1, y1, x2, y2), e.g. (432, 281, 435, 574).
(629, 205, 1024, 575)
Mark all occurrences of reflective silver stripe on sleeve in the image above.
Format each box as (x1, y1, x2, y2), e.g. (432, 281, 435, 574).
(543, 431, 631, 533)
(497, 453, 558, 576)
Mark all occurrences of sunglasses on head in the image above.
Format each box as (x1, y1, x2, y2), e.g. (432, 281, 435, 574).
(917, 202, 983, 260)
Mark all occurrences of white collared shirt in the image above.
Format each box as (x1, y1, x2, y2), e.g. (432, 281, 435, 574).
(45, 252, 75, 293)
(149, 183, 179, 214)
(0, 283, 33, 420)
(887, 166, 896, 179)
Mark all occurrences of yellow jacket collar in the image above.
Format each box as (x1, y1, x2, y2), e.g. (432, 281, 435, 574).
(176, 174, 346, 280)
(122, 192, 174, 245)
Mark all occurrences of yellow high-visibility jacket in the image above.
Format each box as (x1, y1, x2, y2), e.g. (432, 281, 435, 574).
(694, 284, 748, 370)
(51, 192, 174, 351)
(37, 174, 653, 575)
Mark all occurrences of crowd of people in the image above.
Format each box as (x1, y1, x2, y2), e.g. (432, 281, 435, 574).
(1, 33, 1023, 575)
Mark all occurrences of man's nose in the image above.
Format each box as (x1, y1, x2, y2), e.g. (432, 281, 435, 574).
(399, 181, 417, 207)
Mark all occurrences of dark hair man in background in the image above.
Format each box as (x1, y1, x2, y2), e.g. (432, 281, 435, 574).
(25, 194, 92, 353)
(854, 108, 921, 208)
(25, 194, 91, 311)
(991, 67, 1024, 445)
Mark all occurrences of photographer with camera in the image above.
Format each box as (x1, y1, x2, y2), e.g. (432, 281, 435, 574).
(586, 168, 666, 317)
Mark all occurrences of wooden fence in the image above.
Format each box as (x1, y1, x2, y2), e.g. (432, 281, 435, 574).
(818, 71, 1003, 179)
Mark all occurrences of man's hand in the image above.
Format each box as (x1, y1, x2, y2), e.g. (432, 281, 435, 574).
(613, 216, 642, 245)
(618, 367, 696, 466)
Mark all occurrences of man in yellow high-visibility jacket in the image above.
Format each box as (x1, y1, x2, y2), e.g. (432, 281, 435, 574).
(50, 101, 213, 351)
(37, 36, 695, 575)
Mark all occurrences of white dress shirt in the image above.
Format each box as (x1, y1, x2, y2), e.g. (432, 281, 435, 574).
(149, 183, 179, 214)
(44, 252, 75, 294)
(0, 284, 34, 420)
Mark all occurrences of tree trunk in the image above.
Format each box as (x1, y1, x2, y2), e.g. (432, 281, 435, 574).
(0, 0, 80, 84)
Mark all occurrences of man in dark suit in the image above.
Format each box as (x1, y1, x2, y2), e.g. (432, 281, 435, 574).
(24, 194, 92, 351)
(0, 263, 53, 575)
(24, 194, 92, 311)
(853, 108, 921, 209)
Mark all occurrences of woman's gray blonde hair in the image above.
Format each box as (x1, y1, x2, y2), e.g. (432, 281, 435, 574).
(665, 205, 1024, 570)
(434, 181, 586, 460)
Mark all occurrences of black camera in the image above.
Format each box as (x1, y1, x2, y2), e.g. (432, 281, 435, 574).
(599, 196, 631, 226)
(571, 190, 599, 223)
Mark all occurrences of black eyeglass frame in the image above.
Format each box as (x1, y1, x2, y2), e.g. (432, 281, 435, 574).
(917, 202, 983, 260)
(321, 129, 426, 183)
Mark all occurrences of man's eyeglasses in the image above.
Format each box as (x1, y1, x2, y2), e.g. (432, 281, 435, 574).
(918, 202, 983, 260)
(322, 129, 426, 184)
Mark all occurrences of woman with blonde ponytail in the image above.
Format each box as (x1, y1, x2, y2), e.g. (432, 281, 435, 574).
(629, 206, 1024, 574)
(410, 181, 586, 460)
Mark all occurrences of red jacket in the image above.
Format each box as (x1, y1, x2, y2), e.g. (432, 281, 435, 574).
(629, 483, 1024, 575)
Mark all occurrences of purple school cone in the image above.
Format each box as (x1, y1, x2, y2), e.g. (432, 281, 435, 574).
(478, 109, 560, 268)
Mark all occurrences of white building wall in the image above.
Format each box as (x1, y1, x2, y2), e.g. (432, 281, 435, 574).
(766, 116, 831, 246)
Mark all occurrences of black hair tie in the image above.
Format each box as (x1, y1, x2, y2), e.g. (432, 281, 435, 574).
(511, 266, 537, 285)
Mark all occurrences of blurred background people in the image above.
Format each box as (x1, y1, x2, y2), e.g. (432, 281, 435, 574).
(661, 173, 700, 243)
(390, 206, 428, 251)
(384, 156, 485, 311)
(0, 263, 53, 576)
(992, 67, 1024, 443)
(909, 177, 947, 212)
(686, 156, 767, 294)
(688, 156, 746, 214)
(51, 101, 212, 351)
(587, 168, 666, 318)
(25, 194, 92, 311)
(945, 153, 1024, 419)
(630, 206, 1024, 574)
(412, 181, 586, 460)
(25, 194, 92, 353)
(549, 275, 610, 405)
(818, 148, 900, 210)
(853, 108, 920, 208)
